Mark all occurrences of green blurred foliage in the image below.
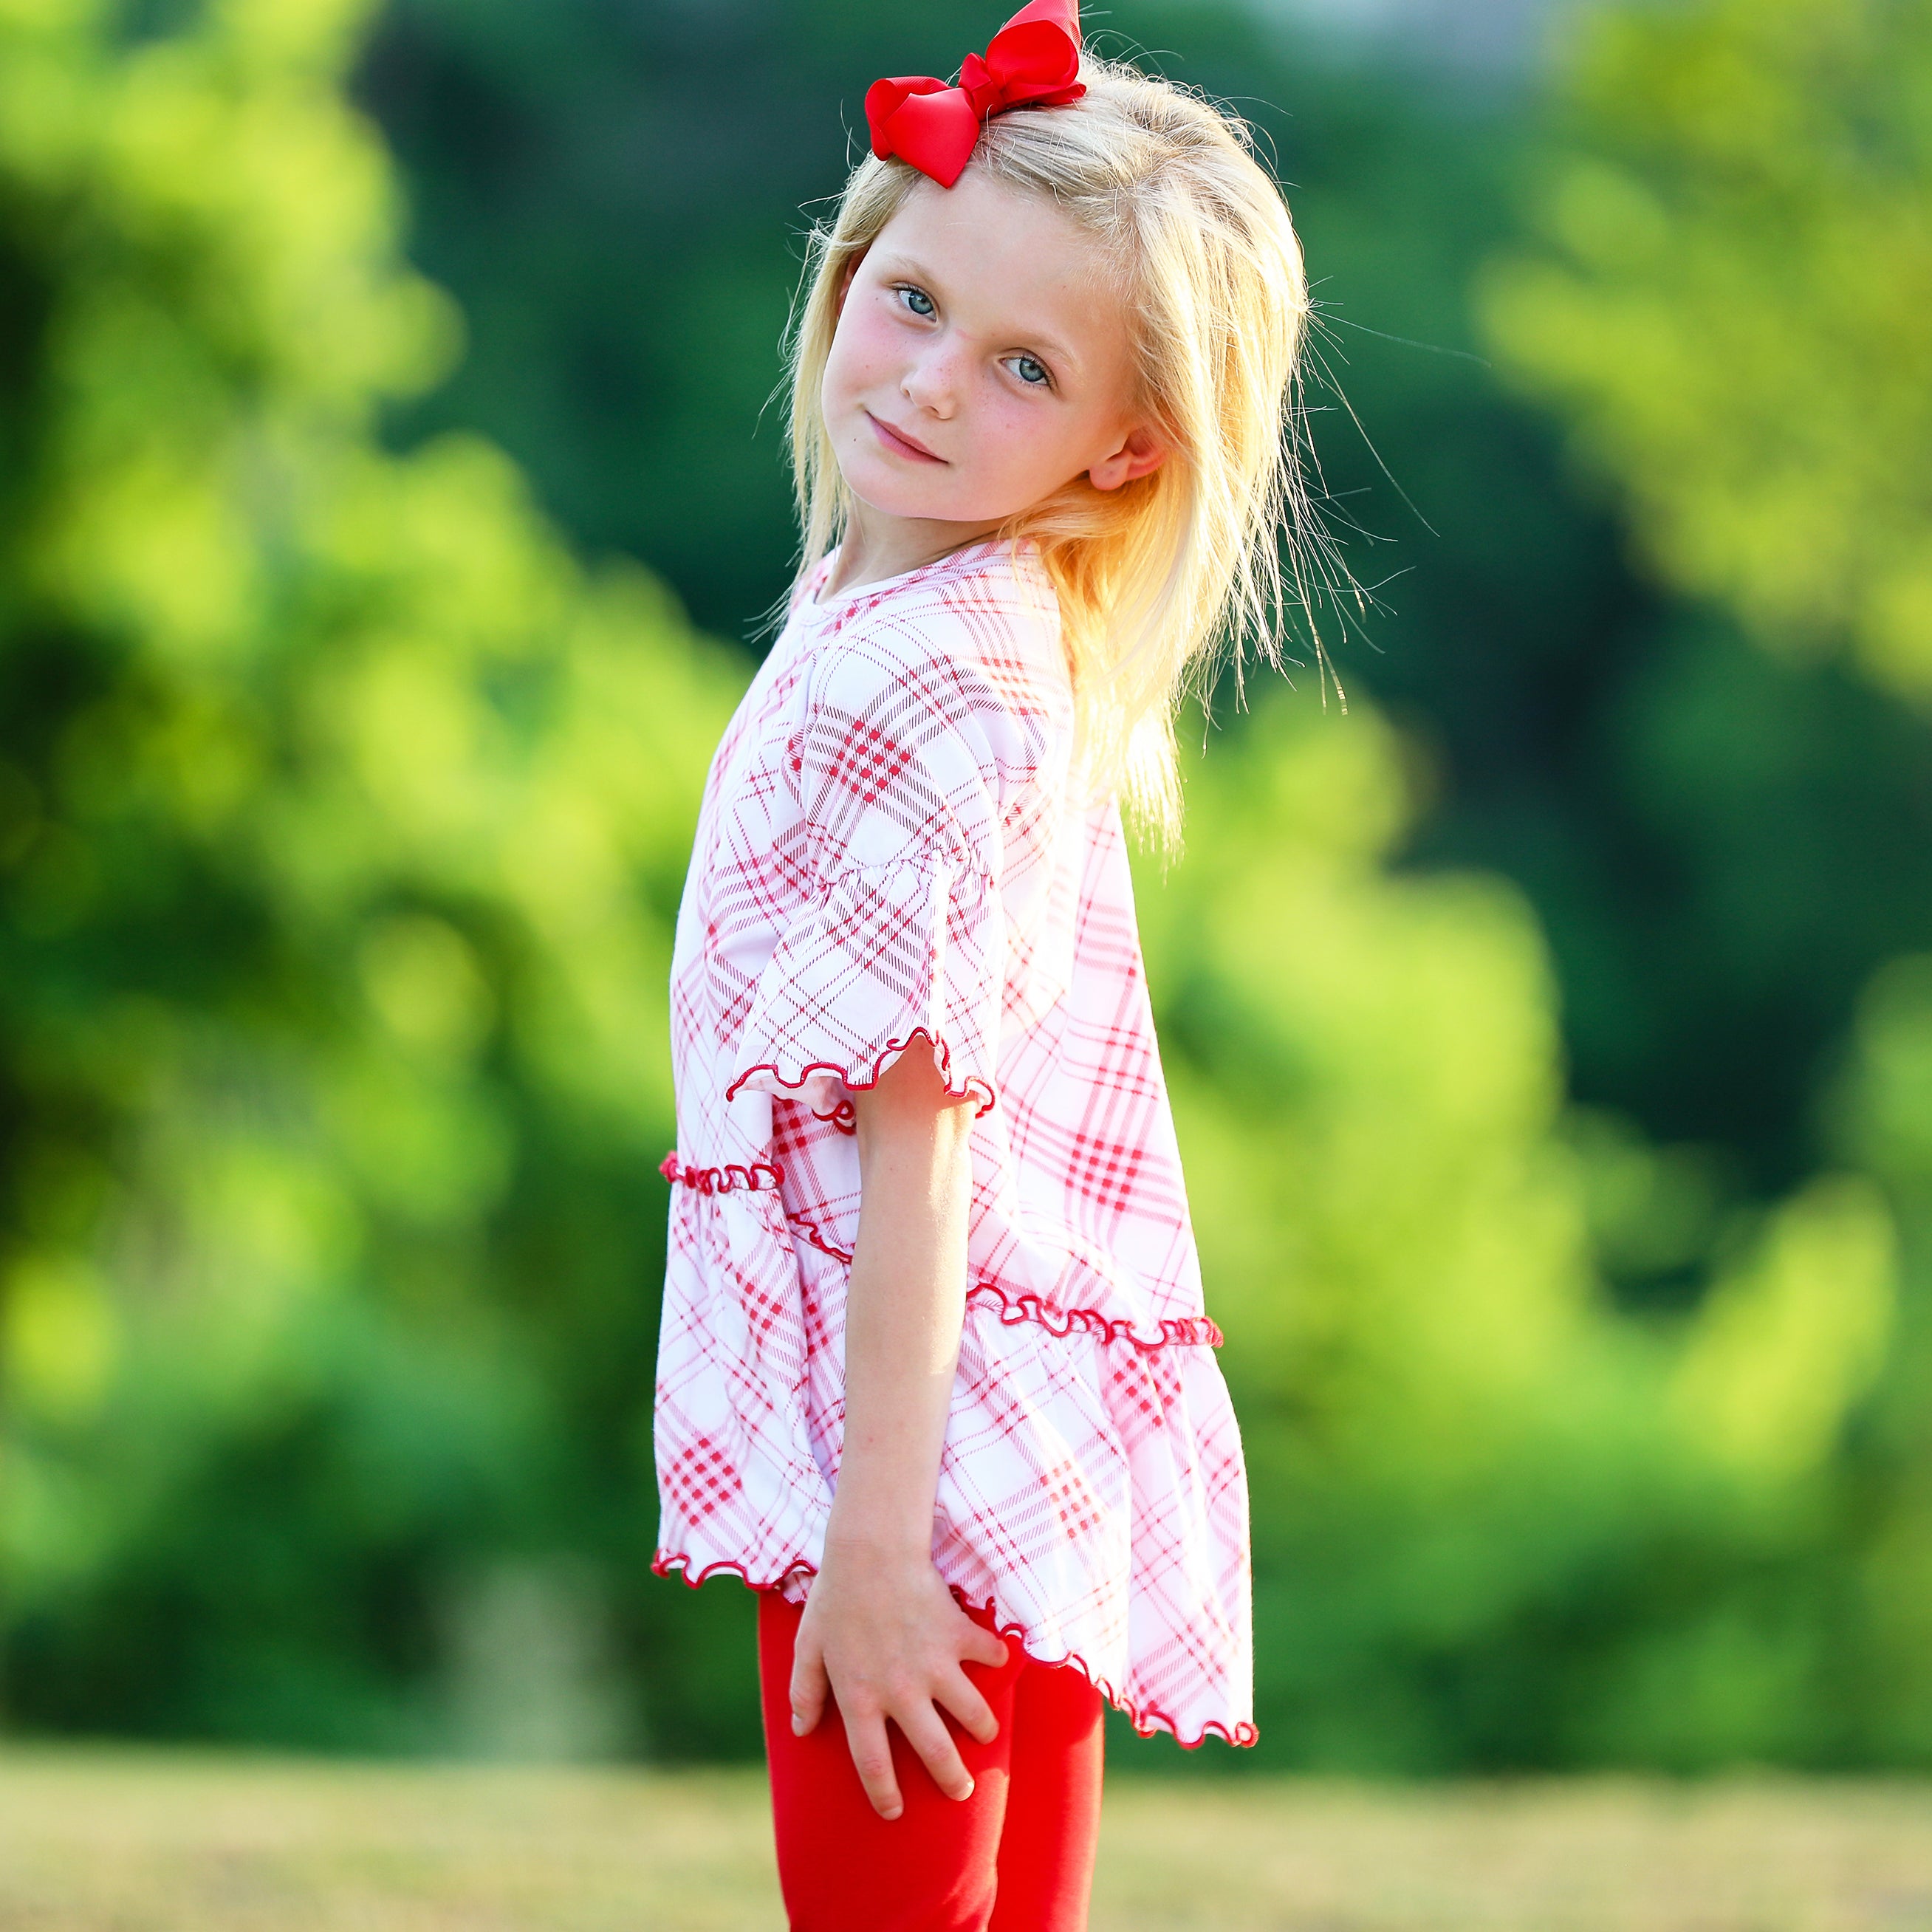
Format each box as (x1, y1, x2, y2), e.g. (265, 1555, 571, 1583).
(1484, 0, 1932, 702)
(1484, 0, 1932, 1767)
(0, 0, 753, 1754)
(1, 0, 1928, 1775)
(1143, 700, 1898, 1770)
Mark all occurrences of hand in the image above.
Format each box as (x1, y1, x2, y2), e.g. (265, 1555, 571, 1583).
(789, 1539, 1010, 1820)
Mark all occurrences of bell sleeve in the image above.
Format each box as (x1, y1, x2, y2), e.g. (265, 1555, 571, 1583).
(724, 626, 1036, 1120)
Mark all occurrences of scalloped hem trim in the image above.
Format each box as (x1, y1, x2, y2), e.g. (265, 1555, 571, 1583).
(782, 1209, 1223, 1352)
(970, 1281, 1224, 1352)
(650, 1549, 1258, 1750)
(724, 1027, 997, 1120)
(663, 1153, 1224, 1353)
(658, 1152, 784, 1195)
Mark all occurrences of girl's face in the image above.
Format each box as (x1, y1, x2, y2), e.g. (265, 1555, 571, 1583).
(822, 169, 1165, 527)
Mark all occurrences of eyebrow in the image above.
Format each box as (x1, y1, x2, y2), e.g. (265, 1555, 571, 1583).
(871, 250, 1085, 376)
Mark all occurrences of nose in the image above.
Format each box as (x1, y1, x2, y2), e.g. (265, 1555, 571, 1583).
(902, 338, 963, 419)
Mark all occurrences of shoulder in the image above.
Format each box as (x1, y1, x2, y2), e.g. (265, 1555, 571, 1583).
(807, 542, 1069, 776)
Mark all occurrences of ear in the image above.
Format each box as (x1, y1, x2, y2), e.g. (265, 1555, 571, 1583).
(1089, 424, 1168, 493)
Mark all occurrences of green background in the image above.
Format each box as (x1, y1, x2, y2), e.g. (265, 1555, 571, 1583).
(2, 0, 1929, 1773)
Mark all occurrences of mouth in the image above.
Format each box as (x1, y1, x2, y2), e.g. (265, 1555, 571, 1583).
(865, 411, 946, 463)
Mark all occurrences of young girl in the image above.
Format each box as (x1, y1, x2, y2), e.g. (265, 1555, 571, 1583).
(654, 4, 1312, 1925)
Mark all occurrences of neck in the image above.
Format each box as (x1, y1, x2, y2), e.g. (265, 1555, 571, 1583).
(823, 499, 1007, 599)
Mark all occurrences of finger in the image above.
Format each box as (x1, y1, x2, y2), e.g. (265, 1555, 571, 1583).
(935, 1668, 1000, 1747)
(960, 1620, 1010, 1672)
(841, 1707, 905, 1820)
(897, 1701, 976, 1803)
(789, 1636, 829, 1738)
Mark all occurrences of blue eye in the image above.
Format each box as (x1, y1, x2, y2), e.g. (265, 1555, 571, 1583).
(1009, 355, 1049, 388)
(897, 286, 936, 318)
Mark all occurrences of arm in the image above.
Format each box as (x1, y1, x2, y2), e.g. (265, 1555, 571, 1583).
(787, 1043, 1010, 1819)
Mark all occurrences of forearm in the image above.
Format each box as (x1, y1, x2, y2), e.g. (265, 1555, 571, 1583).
(826, 1048, 976, 1556)
(791, 1047, 1005, 1817)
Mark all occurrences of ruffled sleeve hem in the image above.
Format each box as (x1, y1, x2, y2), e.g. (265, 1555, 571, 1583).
(727, 1026, 996, 1122)
(722, 854, 1004, 1123)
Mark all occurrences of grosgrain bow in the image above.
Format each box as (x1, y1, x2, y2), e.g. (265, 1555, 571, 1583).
(865, 0, 1086, 190)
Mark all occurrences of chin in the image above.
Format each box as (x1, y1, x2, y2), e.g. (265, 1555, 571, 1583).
(839, 460, 953, 523)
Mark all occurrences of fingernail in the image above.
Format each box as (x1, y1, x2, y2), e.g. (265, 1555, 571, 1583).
(882, 1805, 902, 1821)
(959, 1778, 975, 1799)
(790, 1714, 804, 1735)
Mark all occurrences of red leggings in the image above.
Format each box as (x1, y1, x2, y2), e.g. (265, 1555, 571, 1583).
(758, 1592, 1104, 1931)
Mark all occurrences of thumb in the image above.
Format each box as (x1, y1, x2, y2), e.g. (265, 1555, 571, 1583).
(789, 1633, 829, 1737)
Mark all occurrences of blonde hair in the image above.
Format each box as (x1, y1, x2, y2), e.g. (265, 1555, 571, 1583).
(787, 52, 1344, 843)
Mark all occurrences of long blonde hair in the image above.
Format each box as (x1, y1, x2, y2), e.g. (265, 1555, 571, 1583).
(788, 52, 1343, 844)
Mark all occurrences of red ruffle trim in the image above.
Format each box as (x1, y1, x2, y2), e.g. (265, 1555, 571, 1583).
(658, 1152, 784, 1194)
(724, 1027, 997, 1122)
(784, 1208, 1222, 1352)
(663, 1150, 1224, 1353)
(649, 1549, 1258, 1750)
(967, 1281, 1224, 1352)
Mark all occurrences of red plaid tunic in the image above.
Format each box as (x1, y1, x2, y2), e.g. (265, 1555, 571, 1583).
(654, 538, 1254, 1747)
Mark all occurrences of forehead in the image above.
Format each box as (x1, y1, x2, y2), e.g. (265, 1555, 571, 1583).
(871, 171, 1122, 338)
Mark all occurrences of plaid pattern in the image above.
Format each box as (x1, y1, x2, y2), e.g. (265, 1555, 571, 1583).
(654, 539, 1254, 1747)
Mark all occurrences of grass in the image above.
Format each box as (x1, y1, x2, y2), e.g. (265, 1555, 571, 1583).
(1, 1751, 1930, 1930)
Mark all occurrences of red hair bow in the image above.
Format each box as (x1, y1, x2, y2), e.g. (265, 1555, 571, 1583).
(865, 0, 1086, 191)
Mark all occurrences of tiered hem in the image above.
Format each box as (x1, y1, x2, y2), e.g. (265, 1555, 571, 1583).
(665, 1149, 1224, 1352)
(648, 1549, 1258, 1750)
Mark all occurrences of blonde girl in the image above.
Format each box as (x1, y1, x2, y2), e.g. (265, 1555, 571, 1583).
(654, 5, 1312, 1925)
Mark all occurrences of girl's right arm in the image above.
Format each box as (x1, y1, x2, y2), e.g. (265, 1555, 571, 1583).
(786, 1044, 1011, 1820)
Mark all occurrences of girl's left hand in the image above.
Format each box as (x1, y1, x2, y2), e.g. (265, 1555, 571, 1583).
(788, 1538, 1010, 1820)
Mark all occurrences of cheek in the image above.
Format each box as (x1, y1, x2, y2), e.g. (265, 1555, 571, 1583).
(823, 299, 902, 406)
(974, 390, 1084, 484)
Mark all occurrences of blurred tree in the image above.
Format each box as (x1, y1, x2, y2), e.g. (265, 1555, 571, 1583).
(1484, 0, 1932, 702)
(1837, 957, 1932, 1762)
(1141, 700, 1897, 1770)
(0, 0, 752, 1753)
(1484, 0, 1932, 1764)
(3, 0, 1925, 1776)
